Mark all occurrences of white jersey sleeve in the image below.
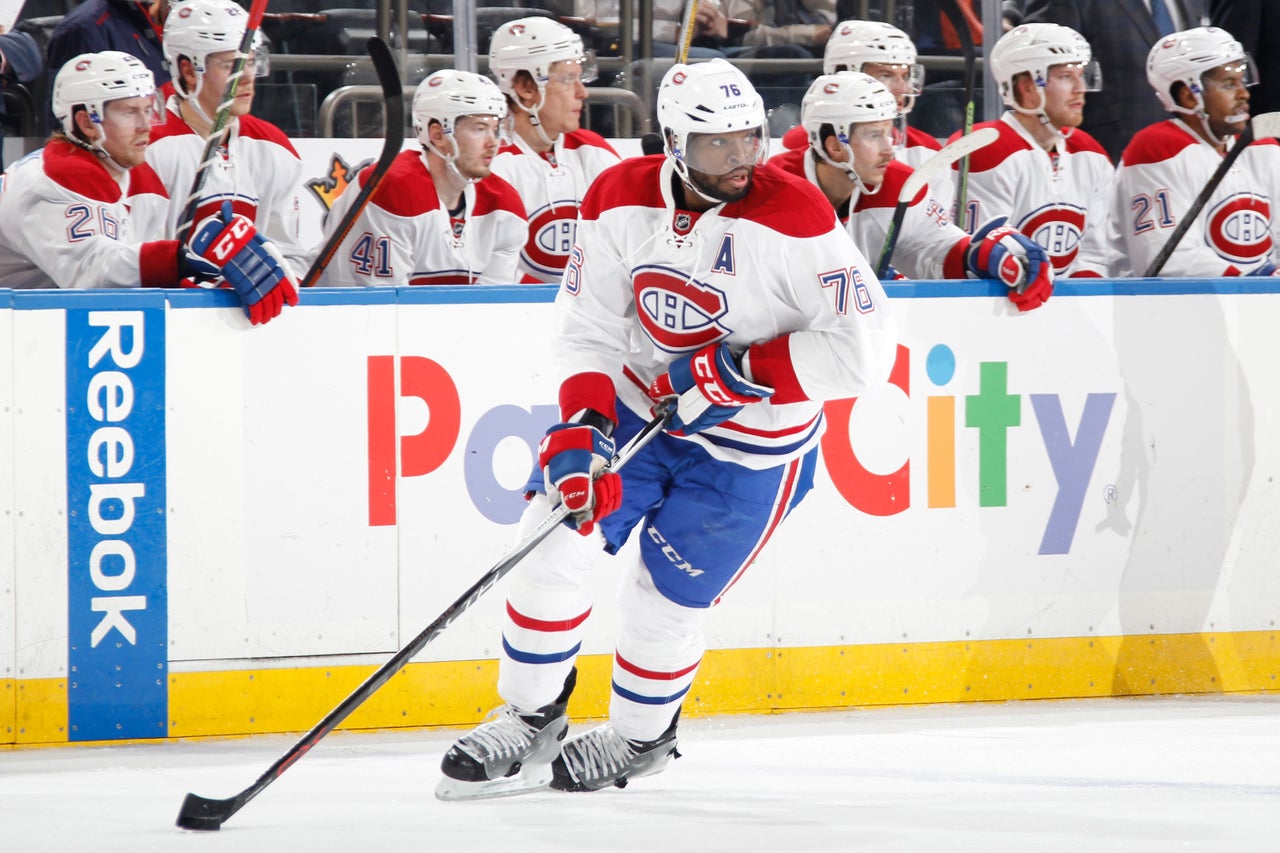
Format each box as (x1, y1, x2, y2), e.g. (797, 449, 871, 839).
(556, 157, 897, 469)
(0, 142, 177, 289)
(147, 101, 308, 276)
(1113, 119, 1280, 277)
(957, 113, 1118, 277)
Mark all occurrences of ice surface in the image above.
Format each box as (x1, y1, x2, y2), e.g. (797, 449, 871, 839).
(2, 696, 1278, 852)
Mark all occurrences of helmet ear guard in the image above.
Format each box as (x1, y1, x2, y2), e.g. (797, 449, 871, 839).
(52, 50, 158, 143)
(657, 59, 768, 186)
(990, 22, 1101, 115)
(1146, 26, 1255, 115)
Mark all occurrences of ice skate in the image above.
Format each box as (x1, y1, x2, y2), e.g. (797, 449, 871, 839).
(435, 669, 575, 801)
(549, 712, 680, 792)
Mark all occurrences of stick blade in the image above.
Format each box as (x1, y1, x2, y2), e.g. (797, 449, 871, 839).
(1250, 111, 1280, 139)
(176, 791, 242, 831)
(898, 126, 999, 202)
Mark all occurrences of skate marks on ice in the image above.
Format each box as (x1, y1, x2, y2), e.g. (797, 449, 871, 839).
(1, 696, 1278, 851)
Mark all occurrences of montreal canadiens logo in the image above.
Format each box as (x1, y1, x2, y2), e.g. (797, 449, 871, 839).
(523, 202, 581, 277)
(1205, 193, 1273, 264)
(672, 71, 687, 85)
(633, 265, 730, 352)
(1018, 203, 1086, 274)
(823, 81, 841, 94)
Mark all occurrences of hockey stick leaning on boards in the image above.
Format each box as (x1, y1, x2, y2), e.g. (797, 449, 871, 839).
(935, 0, 980, 223)
(174, 0, 270, 244)
(300, 37, 404, 288)
(1143, 111, 1280, 277)
(175, 401, 677, 832)
(875, 126, 1000, 278)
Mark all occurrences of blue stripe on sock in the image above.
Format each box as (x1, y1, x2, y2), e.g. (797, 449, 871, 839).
(611, 680, 690, 706)
(502, 635, 581, 665)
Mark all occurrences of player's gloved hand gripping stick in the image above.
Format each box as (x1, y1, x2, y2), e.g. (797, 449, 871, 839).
(174, 400, 675, 832)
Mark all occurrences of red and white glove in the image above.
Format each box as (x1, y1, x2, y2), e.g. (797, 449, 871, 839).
(647, 342, 773, 434)
(966, 217, 1054, 312)
(537, 422, 621, 536)
(187, 201, 299, 325)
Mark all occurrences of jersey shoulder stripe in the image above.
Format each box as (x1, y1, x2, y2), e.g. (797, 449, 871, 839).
(1063, 128, 1109, 159)
(472, 173, 527, 218)
(1120, 120, 1198, 167)
(126, 162, 171, 200)
(43, 139, 121, 203)
(855, 160, 920, 211)
(236, 115, 300, 157)
(579, 156, 664, 218)
(950, 120, 1029, 172)
(724, 163, 840, 237)
(365, 150, 439, 217)
(768, 146, 808, 178)
(561, 128, 620, 157)
(906, 125, 942, 152)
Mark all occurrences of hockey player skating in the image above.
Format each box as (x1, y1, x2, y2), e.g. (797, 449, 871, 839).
(0, 50, 293, 304)
(770, 72, 1053, 310)
(313, 70, 527, 286)
(1113, 26, 1280, 277)
(949, 23, 1117, 278)
(487, 17, 621, 283)
(147, 0, 306, 312)
(436, 58, 897, 799)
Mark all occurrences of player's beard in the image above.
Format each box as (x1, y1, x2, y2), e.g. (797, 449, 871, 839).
(688, 166, 755, 204)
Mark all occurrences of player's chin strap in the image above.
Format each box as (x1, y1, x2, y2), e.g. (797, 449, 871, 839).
(68, 127, 132, 176)
(514, 89, 559, 151)
(426, 135, 480, 186)
(1184, 105, 1247, 149)
(814, 142, 885, 198)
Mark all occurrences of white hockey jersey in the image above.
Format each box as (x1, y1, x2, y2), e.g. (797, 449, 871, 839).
(781, 123, 954, 215)
(557, 156, 898, 469)
(949, 113, 1116, 277)
(313, 150, 529, 286)
(490, 128, 620, 283)
(1112, 119, 1280, 277)
(770, 146, 969, 280)
(0, 139, 179, 289)
(146, 98, 307, 275)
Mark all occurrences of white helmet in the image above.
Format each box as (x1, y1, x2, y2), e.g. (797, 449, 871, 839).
(823, 20, 924, 113)
(1146, 26, 1255, 113)
(413, 69, 507, 143)
(990, 23, 1101, 113)
(801, 72, 901, 189)
(657, 59, 767, 195)
(164, 0, 268, 101)
(53, 50, 156, 138)
(488, 16, 597, 97)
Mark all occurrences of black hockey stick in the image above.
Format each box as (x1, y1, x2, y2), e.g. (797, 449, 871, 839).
(936, 0, 978, 223)
(299, 37, 404, 288)
(174, 0, 269, 244)
(1143, 111, 1280, 277)
(175, 401, 675, 831)
(876, 126, 998, 278)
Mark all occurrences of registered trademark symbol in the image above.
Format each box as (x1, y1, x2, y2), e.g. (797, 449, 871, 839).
(1104, 484, 1117, 503)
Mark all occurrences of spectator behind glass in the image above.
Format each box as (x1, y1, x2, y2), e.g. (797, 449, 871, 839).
(0, 25, 42, 168)
(1211, 0, 1280, 116)
(45, 1, 172, 132)
(1023, 0, 1209, 163)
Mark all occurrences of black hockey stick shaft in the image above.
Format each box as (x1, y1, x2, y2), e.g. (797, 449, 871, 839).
(174, 0, 269, 244)
(1143, 116, 1260, 277)
(937, 0, 978, 224)
(175, 402, 675, 831)
(299, 37, 404, 288)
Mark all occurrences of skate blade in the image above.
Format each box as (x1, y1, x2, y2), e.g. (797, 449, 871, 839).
(435, 764, 553, 801)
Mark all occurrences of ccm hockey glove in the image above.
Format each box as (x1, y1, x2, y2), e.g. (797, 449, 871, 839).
(648, 341, 773, 434)
(966, 217, 1054, 312)
(188, 201, 299, 325)
(538, 422, 621, 536)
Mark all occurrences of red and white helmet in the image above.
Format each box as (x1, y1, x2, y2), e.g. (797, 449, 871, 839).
(990, 23, 1101, 114)
(657, 59, 767, 188)
(823, 20, 923, 113)
(164, 0, 269, 101)
(1146, 26, 1255, 114)
(801, 72, 901, 187)
(413, 69, 507, 143)
(488, 16, 597, 98)
(52, 50, 156, 137)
